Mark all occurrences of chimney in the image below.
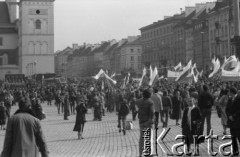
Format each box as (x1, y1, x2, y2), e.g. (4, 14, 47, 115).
(72, 43, 78, 50)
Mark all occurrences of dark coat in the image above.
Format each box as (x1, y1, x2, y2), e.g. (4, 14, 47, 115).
(0, 105, 7, 125)
(226, 95, 240, 129)
(182, 106, 202, 144)
(171, 96, 182, 120)
(198, 92, 214, 109)
(162, 96, 172, 110)
(118, 100, 130, 116)
(1, 109, 49, 157)
(136, 98, 154, 125)
(73, 104, 88, 132)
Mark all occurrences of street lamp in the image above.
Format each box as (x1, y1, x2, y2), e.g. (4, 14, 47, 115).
(201, 31, 205, 70)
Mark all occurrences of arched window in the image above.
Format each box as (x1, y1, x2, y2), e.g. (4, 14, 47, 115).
(35, 42, 41, 54)
(42, 41, 48, 54)
(35, 19, 41, 29)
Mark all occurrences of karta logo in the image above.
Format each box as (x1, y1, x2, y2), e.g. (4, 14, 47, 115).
(142, 128, 234, 156)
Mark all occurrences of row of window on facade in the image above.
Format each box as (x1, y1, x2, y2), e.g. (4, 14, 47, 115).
(142, 25, 173, 40)
(210, 24, 234, 40)
(130, 56, 141, 61)
(130, 48, 141, 53)
(27, 41, 48, 54)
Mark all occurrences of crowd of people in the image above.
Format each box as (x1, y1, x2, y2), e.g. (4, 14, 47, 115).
(0, 77, 240, 157)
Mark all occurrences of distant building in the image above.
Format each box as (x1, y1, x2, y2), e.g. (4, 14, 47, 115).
(120, 36, 142, 75)
(55, 46, 74, 77)
(140, 13, 186, 75)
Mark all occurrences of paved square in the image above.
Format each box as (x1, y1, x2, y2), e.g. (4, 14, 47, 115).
(0, 104, 232, 157)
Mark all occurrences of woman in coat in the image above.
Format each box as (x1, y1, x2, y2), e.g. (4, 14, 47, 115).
(73, 101, 88, 139)
(182, 97, 203, 155)
(171, 90, 182, 125)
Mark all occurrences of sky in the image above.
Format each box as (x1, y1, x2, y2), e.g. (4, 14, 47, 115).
(1, 0, 215, 51)
(55, 0, 215, 51)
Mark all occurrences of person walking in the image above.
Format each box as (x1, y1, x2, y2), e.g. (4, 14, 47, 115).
(63, 93, 70, 120)
(198, 85, 214, 135)
(161, 90, 172, 128)
(171, 90, 182, 126)
(136, 89, 154, 157)
(151, 88, 162, 129)
(117, 95, 130, 135)
(1, 98, 49, 157)
(182, 97, 203, 155)
(226, 87, 240, 157)
(73, 101, 88, 140)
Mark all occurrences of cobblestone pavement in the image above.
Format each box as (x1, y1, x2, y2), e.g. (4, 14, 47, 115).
(0, 104, 233, 157)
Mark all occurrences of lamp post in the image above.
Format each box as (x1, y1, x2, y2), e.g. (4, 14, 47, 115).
(201, 31, 205, 70)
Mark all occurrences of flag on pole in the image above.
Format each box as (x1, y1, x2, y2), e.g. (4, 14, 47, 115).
(175, 60, 192, 82)
(221, 55, 237, 70)
(93, 69, 105, 80)
(174, 62, 182, 71)
(139, 67, 146, 87)
(149, 67, 159, 86)
(149, 66, 153, 80)
(126, 72, 131, 85)
(209, 58, 220, 78)
(110, 73, 116, 78)
(103, 72, 117, 84)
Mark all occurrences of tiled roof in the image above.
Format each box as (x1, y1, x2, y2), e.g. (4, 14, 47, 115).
(91, 42, 110, 54)
(0, 2, 11, 24)
(125, 37, 142, 46)
(174, 11, 196, 28)
(0, 49, 18, 65)
(104, 43, 118, 55)
(210, 0, 229, 12)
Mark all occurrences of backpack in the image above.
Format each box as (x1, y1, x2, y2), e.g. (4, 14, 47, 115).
(119, 101, 130, 116)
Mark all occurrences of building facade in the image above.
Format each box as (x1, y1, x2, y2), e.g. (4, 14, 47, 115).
(140, 13, 185, 75)
(120, 36, 142, 75)
(208, 0, 235, 64)
(0, 0, 55, 80)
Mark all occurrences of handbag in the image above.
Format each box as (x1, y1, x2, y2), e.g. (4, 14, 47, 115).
(125, 121, 133, 130)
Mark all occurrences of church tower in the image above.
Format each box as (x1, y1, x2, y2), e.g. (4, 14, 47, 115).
(18, 0, 55, 75)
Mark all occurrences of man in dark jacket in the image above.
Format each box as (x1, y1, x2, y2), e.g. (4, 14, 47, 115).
(1, 98, 49, 157)
(161, 90, 172, 128)
(117, 94, 129, 135)
(198, 85, 214, 135)
(226, 87, 240, 156)
(136, 89, 154, 157)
